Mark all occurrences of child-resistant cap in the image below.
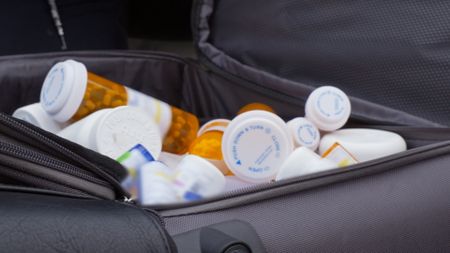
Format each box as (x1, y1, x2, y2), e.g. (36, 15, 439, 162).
(305, 86, 351, 131)
(287, 117, 320, 151)
(276, 147, 337, 181)
(319, 128, 407, 162)
(222, 110, 294, 183)
(95, 107, 162, 159)
(40, 60, 88, 122)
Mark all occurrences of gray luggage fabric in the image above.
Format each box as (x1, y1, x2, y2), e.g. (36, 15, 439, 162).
(3, 51, 449, 252)
(166, 0, 450, 252)
(2, 0, 450, 251)
(195, 0, 450, 127)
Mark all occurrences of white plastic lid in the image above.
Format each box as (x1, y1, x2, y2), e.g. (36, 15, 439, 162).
(305, 86, 351, 131)
(275, 147, 337, 181)
(287, 117, 320, 150)
(40, 60, 88, 123)
(319, 128, 407, 162)
(95, 106, 162, 160)
(13, 103, 67, 133)
(197, 119, 230, 136)
(222, 110, 294, 183)
(174, 155, 226, 198)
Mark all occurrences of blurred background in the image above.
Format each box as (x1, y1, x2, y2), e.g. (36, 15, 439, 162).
(0, 0, 195, 57)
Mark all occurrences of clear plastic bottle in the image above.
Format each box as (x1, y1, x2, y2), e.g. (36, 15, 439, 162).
(40, 60, 199, 154)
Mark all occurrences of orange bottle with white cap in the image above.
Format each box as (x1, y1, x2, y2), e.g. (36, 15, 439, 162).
(188, 103, 275, 175)
(40, 59, 199, 154)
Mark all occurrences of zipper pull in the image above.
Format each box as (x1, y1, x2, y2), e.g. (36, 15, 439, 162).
(47, 0, 68, 50)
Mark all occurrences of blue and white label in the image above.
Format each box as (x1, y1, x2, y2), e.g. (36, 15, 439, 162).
(228, 122, 287, 181)
(316, 90, 345, 120)
(296, 123, 318, 147)
(41, 67, 65, 108)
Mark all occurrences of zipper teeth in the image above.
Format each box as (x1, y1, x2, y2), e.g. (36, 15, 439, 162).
(0, 141, 110, 186)
(0, 114, 127, 197)
(0, 165, 92, 198)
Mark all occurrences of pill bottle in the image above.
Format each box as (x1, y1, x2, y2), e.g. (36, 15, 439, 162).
(319, 128, 407, 162)
(188, 119, 231, 175)
(13, 103, 68, 133)
(117, 144, 156, 198)
(138, 161, 178, 205)
(237, 103, 275, 115)
(40, 60, 199, 154)
(286, 117, 320, 151)
(222, 110, 293, 183)
(173, 155, 226, 201)
(305, 86, 351, 132)
(275, 147, 337, 181)
(58, 106, 162, 159)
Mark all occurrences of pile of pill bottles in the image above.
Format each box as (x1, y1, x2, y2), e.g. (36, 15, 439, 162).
(39, 59, 199, 155)
(12, 60, 409, 205)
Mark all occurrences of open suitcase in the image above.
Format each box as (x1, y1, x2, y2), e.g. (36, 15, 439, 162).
(1, 0, 450, 252)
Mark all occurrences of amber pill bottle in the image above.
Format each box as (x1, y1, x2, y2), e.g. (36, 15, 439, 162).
(40, 60, 198, 154)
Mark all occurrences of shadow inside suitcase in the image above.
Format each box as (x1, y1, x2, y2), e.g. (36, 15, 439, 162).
(0, 51, 328, 125)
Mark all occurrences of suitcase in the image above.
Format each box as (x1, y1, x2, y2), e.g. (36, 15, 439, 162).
(1, 0, 450, 252)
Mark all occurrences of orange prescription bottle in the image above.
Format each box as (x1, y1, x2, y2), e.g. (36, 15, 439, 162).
(237, 103, 275, 115)
(188, 103, 275, 175)
(40, 60, 198, 154)
(188, 119, 231, 175)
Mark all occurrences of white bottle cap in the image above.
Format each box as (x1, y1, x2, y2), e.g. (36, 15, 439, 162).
(138, 161, 178, 205)
(58, 106, 162, 160)
(173, 155, 225, 200)
(40, 60, 88, 123)
(286, 117, 320, 150)
(197, 119, 231, 136)
(222, 110, 294, 183)
(276, 147, 337, 181)
(319, 128, 407, 162)
(305, 86, 351, 131)
(13, 103, 68, 133)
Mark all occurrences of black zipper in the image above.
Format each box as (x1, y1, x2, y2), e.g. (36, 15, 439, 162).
(0, 141, 109, 187)
(0, 165, 92, 198)
(0, 113, 129, 198)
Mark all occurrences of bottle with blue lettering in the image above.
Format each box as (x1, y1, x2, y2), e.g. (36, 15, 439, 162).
(305, 86, 351, 132)
(221, 110, 294, 183)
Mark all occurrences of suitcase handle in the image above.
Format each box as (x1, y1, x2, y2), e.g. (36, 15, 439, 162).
(173, 220, 267, 253)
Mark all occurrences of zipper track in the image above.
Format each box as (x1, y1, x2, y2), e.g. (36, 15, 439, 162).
(0, 165, 92, 198)
(0, 141, 109, 187)
(156, 139, 450, 215)
(0, 113, 129, 198)
(0, 184, 98, 200)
